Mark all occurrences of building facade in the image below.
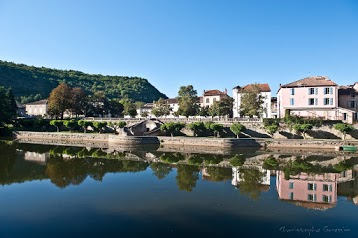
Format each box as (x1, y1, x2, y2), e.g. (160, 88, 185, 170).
(25, 99, 48, 117)
(232, 83, 272, 118)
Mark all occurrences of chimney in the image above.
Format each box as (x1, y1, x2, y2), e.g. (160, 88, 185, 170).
(224, 88, 227, 94)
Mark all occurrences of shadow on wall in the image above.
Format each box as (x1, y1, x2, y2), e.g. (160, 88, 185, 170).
(278, 131, 304, 139)
(243, 128, 271, 138)
(306, 130, 341, 139)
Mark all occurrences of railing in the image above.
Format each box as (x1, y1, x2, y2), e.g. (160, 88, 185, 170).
(83, 117, 262, 123)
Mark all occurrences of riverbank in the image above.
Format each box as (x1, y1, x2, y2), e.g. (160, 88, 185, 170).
(13, 131, 358, 152)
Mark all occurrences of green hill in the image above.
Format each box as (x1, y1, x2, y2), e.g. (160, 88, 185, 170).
(0, 60, 167, 103)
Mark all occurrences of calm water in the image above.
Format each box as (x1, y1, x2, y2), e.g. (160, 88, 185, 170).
(1, 141, 358, 238)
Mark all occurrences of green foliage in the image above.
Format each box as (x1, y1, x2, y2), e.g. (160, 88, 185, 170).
(0, 86, 17, 127)
(262, 156, 279, 170)
(63, 120, 77, 132)
(176, 164, 199, 192)
(209, 123, 223, 137)
(230, 123, 246, 138)
(0, 60, 167, 103)
(238, 167, 266, 200)
(93, 121, 107, 133)
(239, 84, 266, 118)
(159, 152, 185, 163)
(187, 122, 205, 137)
(292, 123, 313, 139)
(203, 167, 232, 182)
(121, 98, 137, 118)
(333, 161, 353, 172)
(152, 98, 171, 117)
(334, 123, 354, 140)
(265, 124, 279, 136)
(150, 162, 172, 179)
(187, 154, 204, 165)
(204, 155, 224, 165)
(176, 85, 200, 117)
(49, 120, 63, 132)
(78, 120, 93, 133)
(160, 122, 185, 137)
(198, 106, 210, 116)
(209, 97, 234, 117)
(230, 154, 245, 166)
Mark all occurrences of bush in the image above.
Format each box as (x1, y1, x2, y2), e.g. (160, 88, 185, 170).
(230, 155, 245, 166)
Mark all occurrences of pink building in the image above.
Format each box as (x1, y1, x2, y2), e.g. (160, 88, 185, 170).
(338, 83, 358, 122)
(276, 171, 338, 210)
(277, 76, 355, 123)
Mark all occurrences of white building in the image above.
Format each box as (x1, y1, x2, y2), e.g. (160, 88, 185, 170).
(25, 99, 48, 117)
(232, 83, 272, 118)
(232, 165, 271, 187)
(202, 89, 228, 107)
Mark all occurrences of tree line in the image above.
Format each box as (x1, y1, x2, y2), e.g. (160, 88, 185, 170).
(0, 60, 167, 103)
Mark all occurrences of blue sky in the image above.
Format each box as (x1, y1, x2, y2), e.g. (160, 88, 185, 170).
(0, 0, 357, 98)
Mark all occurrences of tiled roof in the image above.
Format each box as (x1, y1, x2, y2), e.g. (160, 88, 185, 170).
(26, 99, 48, 105)
(165, 98, 178, 104)
(203, 89, 227, 96)
(240, 83, 271, 92)
(281, 76, 337, 88)
(338, 86, 357, 96)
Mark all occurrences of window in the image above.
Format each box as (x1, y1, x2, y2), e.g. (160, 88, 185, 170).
(307, 194, 317, 201)
(323, 184, 332, 192)
(343, 113, 347, 121)
(289, 192, 294, 200)
(290, 88, 295, 95)
(308, 98, 317, 105)
(322, 195, 331, 203)
(213, 98, 217, 102)
(355, 113, 358, 120)
(350, 101, 355, 108)
(324, 87, 333, 95)
(308, 183, 317, 191)
(351, 92, 356, 98)
(324, 98, 329, 105)
(289, 182, 294, 189)
(290, 98, 294, 105)
(206, 98, 209, 103)
(308, 88, 315, 95)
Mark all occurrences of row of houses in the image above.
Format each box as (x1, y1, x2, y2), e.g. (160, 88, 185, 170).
(20, 76, 358, 124)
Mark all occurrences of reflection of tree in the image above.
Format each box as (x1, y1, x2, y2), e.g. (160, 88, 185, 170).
(187, 154, 204, 165)
(203, 167, 231, 182)
(238, 167, 265, 200)
(160, 152, 186, 163)
(204, 155, 224, 165)
(0, 142, 17, 179)
(176, 164, 199, 192)
(46, 155, 149, 188)
(150, 162, 172, 180)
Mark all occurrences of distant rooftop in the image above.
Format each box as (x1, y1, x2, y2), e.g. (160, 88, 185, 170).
(234, 83, 271, 92)
(203, 89, 227, 96)
(280, 76, 337, 88)
(25, 99, 48, 105)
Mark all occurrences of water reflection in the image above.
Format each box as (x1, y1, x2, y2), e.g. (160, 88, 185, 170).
(1, 141, 358, 208)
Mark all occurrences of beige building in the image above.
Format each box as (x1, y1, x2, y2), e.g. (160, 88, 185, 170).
(25, 99, 48, 117)
(202, 89, 228, 107)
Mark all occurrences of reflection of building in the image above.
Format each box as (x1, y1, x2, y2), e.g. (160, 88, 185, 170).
(337, 166, 358, 205)
(276, 171, 338, 210)
(231, 165, 270, 187)
(24, 151, 49, 165)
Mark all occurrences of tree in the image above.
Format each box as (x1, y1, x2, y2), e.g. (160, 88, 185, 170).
(176, 85, 199, 117)
(187, 122, 205, 137)
(48, 83, 72, 119)
(210, 123, 223, 137)
(209, 97, 234, 117)
(334, 123, 354, 141)
(160, 122, 185, 137)
(108, 99, 124, 117)
(198, 106, 210, 117)
(121, 98, 137, 118)
(93, 121, 107, 133)
(230, 155, 245, 166)
(230, 123, 246, 138)
(50, 120, 63, 132)
(63, 120, 77, 132)
(0, 86, 17, 126)
(239, 84, 265, 118)
(293, 123, 313, 139)
(238, 167, 266, 200)
(152, 98, 171, 117)
(265, 124, 279, 137)
(69, 87, 87, 117)
(78, 120, 93, 133)
(86, 91, 110, 117)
